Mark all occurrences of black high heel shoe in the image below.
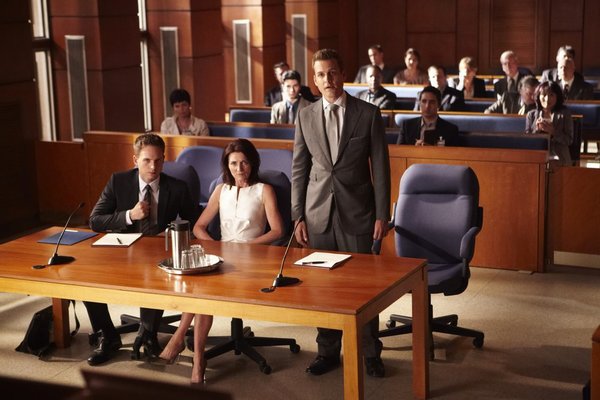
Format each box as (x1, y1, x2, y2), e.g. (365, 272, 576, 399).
(131, 329, 163, 360)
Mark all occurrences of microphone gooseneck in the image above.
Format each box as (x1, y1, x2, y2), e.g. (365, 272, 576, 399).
(260, 217, 303, 293)
(47, 202, 85, 266)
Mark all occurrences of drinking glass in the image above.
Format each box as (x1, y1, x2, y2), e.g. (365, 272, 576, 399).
(179, 249, 193, 269)
(190, 244, 206, 267)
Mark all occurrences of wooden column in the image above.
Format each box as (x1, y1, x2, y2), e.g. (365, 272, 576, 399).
(0, 1, 40, 238)
(146, 0, 225, 125)
(221, 0, 286, 107)
(49, 0, 144, 140)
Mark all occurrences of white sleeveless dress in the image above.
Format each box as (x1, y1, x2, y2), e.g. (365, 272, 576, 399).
(219, 183, 267, 242)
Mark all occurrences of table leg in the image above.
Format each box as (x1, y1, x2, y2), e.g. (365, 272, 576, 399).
(342, 319, 364, 400)
(412, 269, 430, 399)
(52, 298, 70, 348)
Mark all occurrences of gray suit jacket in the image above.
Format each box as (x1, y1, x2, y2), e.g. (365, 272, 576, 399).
(292, 94, 390, 235)
(525, 108, 573, 165)
(270, 97, 311, 124)
(484, 92, 535, 115)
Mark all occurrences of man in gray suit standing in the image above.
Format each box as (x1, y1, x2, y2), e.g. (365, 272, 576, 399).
(292, 48, 391, 378)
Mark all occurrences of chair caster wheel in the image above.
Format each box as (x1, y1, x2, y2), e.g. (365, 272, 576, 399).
(259, 363, 272, 374)
(473, 336, 484, 348)
(386, 320, 396, 328)
(290, 344, 300, 353)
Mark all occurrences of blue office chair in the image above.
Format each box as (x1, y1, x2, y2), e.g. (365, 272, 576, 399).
(202, 169, 299, 374)
(175, 146, 223, 206)
(256, 148, 293, 180)
(378, 164, 484, 358)
(162, 161, 201, 207)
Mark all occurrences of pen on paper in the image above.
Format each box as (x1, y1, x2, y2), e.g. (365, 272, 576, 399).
(116, 237, 123, 245)
(302, 261, 326, 265)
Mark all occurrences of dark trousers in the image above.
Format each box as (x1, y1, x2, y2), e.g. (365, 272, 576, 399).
(308, 205, 382, 359)
(83, 301, 163, 338)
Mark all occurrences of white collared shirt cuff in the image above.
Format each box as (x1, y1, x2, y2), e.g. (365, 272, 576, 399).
(125, 209, 133, 225)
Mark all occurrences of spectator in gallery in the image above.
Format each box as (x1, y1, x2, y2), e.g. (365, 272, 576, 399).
(448, 56, 487, 99)
(354, 44, 396, 84)
(270, 70, 312, 124)
(264, 61, 316, 106)
(494, 50, 534, 98)
(160, 89, 209, 136)
(485, 75, 539, 115)
(414, 65, 465, 112)
(356, 65, 397, 110)
(393, 48, 428, 85)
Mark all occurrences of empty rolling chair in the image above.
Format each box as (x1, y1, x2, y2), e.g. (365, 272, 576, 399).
(175, 146, 223, 206)
(379, 163, 484, 358)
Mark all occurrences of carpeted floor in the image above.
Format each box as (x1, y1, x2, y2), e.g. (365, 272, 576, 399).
(0, 264, 597, 399)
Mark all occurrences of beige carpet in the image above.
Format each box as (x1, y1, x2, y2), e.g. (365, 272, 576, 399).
(0, 265, 597, 399)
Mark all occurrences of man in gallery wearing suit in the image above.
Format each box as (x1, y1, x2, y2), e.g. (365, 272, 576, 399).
(85, 133, 200, 366)
(494, 50, 534, 98)
(270, 70, 312, 124)
(354, 44, 396, 84)
(399, 85, 459, 146)
(264, 61, 316, 106)
(543, 57, 593, 100)
(356, 65, 397, 110)
(414, 65, 465, 112)
(485, 75, 539, 115)
(292, 48, 391, 378)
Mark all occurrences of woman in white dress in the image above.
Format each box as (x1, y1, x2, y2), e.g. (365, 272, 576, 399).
(159, 138, 283, 383)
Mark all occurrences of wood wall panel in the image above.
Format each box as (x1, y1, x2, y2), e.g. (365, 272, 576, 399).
(35, 141, 89, 223)
(407, 34, 457, 69)
(456, 0, 480, 68)
(490, 0, 537, 68)
(406, 0, 457, 33)
(582, 0, 600, 69)
(550, 0, 583, 31)
(548, 167, 600, 256)
(102, 67, 145, 132)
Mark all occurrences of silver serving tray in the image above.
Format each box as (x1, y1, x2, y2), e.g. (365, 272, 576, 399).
(158, 254, 223, 275)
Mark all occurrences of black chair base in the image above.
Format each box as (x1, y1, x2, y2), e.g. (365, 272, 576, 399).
(204, 318, 300, 375)
(88, 314, 188, 346)
(378, 306, 484, 360)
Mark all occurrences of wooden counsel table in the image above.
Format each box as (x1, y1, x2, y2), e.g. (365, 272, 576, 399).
(0, 228, 429, 400)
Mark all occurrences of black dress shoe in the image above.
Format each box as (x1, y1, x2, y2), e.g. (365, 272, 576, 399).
(305, 355, 340, 375)
(132, 330, 162, 360)
(365, 356, 385, 378)
(87, 335, 122, 366)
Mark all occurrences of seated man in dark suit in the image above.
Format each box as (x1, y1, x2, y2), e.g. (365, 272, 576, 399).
(494, 50, 534, 98)
(541, 45, 577, 84)
(264, 61, 316, 106)
(485, 75, 538, 115)
(353, 44, 396, 84)
(356, 65, 397, 110)
(85, 133, 200, 366)
(414, 66, 465, 112)
(550, 58, 593, 100)
(448, 56, 487, 99)
(399, 86, 459, 146)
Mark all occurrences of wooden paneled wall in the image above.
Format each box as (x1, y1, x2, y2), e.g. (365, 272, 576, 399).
(49, 1, 144, 140)
(0, 1, 40, 238)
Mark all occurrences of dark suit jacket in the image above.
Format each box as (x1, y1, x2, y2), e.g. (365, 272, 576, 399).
(484, 92, 535, 115)
(414, 86, 466, 112)
(448, 77, 487, 98)
(396, 116, 459, 146)
(356, 87, 397, 110)
(540, 69, 593, 100)
(264, 85, 316, 107)
(494, 71, 533, 97)
(89, 169, 200, 234)
(354, 64, 396, 84)
(292, 94, 390, 235)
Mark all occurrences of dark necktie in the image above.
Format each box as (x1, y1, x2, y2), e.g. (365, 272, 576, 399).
(508, 78, 516, 93)
(287, 103, 294, 124)
(140, 185, 156, 235)
(563, 84, 570, 100)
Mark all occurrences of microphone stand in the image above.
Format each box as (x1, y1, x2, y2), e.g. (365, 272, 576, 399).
(261, 217, 303, 293)
(47, 202, 85, 266)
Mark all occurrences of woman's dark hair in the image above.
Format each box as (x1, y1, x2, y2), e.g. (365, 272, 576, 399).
(405, 48, 421, 62)
(169, 88, 191, 107)
(534, 81, 565, 111)
(221, 138, 261, 186)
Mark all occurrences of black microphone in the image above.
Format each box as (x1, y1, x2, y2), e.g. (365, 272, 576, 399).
(261, 216, 303, 293)
(47, 202, 85, 266)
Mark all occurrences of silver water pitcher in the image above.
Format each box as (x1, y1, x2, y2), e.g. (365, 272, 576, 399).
(165, 220, 190, 268)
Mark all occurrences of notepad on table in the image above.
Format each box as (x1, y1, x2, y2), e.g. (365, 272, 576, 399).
(38, 230, 98, 245)
(92, 233, 142, 247)
(294, 252, 352, 269)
